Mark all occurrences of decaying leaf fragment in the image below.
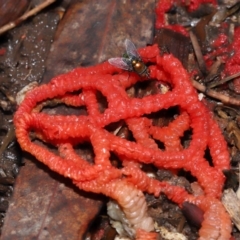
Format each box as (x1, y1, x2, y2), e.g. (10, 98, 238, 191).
(227, 121, 240, 150)
(154, 222, 187, 240)
(222, 189, 240, 231)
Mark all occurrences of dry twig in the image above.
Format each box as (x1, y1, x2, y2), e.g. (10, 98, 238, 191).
(0, 0, 56, 35)
(204, 58, 222, 83)
(208, 71, 240, 89)
(189, 31, 208, 76)
(192, 79, 240, 106)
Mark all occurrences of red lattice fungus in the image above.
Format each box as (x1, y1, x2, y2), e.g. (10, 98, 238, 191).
(14, 44, 231, 239)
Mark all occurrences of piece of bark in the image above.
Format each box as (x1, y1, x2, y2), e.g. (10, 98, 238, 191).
(154, 28, 192, 69)
(1, 0, 155, 239)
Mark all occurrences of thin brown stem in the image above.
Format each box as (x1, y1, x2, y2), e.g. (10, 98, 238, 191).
(192, 79, 240, 106)
(189, 31, 208, 76)
(208, 71, 240, 88)
(0, 0, 56, 35)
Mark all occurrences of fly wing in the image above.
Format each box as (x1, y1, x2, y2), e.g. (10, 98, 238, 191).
(125, 39, 141, 60)
(108, 57, 131, 71)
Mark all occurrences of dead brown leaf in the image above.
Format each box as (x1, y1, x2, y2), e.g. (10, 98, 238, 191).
(0, 0, 29, 27)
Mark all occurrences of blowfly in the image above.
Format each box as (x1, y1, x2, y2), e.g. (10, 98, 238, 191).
(108, 39, 149, 78)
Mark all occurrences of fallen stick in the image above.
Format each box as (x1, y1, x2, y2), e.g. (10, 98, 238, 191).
(0, 0, 56, 35)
